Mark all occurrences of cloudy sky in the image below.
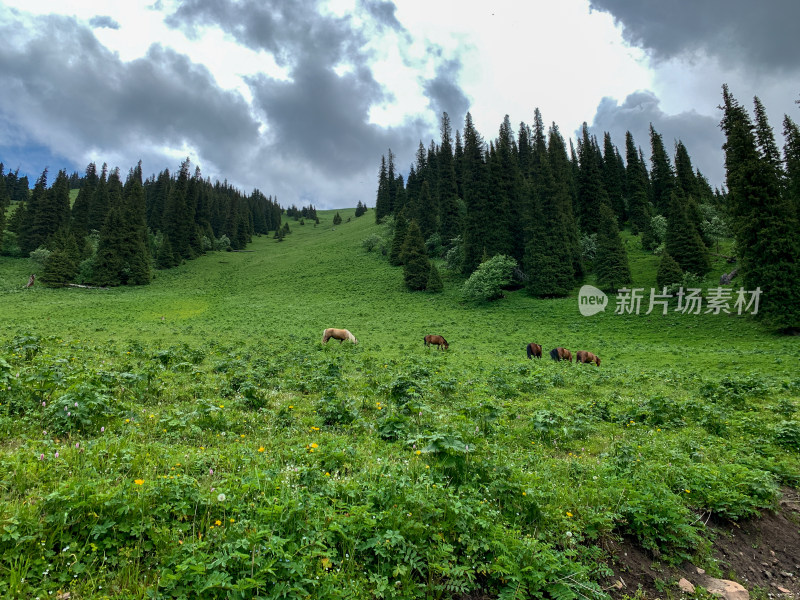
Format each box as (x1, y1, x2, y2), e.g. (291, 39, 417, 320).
(1, 0, 798, 208)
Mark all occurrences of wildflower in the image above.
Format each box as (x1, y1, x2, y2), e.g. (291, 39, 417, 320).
(566, 512, 573, 517)
(217, 493, 226, 502)
(229, 518, 235, 523)
(522, 491, 526, 496)
(39, 453, 44, 460)
(310, 443, 318, 449)
(125, 419, 130, 423)
(325, 472, 330, 476)
(288, 405, 294, 409)
(685, 489, 691, 494)
(215, 520, 222, 526)
(219, 405, 224, 408)
(101, 427, 105, 432)
(74, 402, 78, 407)
(55, 452, 59, 458)
(415, 450, 421, 455)
(209, 468, 214, 476)
(258, 446, 265, 452)
(134, 479, 144, 485)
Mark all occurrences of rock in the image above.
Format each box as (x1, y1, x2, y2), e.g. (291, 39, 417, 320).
(614, 580, 625, 590)
(679, 578, 696, 593)
(697, 568, 707, 575)
(703, 577, 750, 600)
(780, 572, 793, 578)
(775, 586, 791, 594)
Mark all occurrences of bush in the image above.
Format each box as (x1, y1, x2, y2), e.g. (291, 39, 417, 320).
(461, 254, 516, 301)
(361, 233, 384, 253)
(29, 246, 51, 269)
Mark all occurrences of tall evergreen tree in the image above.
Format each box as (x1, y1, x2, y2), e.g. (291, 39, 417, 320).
(389, 210, 409, 266)
(665, 192, 710, 275)
(400, 220, 430, 291)
(17, 168, 49, 254)
(783, 115, 800, 222)
(625, 131, 651, 234)
(88, 164, 111, 232)
(461, 112, 490, 274)
(656, 252, 684, 290)
(426, 262, 443, 293)
(594, 203, 631, 291)
(720, 86, 800, 331)
(70, 163, 99, 235)
(375, 155, 390, 223)
(162, 159, 194, 261)
(576, 123, 609, 234)
(437, 112, 462, 244)
(602, 132, 626, 222)
(649, 124, 675, 214)
(548, 123, 583, 279)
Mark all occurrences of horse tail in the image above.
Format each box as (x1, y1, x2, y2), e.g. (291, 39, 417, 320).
(550, 348, 559, 361)
(527, 344, 533, 359)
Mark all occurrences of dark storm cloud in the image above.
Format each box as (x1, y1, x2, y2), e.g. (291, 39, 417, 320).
(164, 0, 442, 189)
(0, 11, 261, 183)
(588, 0, 800, 73)
(423, 54, 470, 122)
(586, 90, 725, 187)
(359, 0, 404, 32)
(88, 15, 120, 29)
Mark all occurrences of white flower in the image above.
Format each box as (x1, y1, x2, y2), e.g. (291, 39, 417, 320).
(217, 493, 226, 502)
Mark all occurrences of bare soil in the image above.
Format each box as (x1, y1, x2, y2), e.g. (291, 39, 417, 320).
(603, 488, 800, 599)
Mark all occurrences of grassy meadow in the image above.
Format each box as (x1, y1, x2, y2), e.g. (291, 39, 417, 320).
(1, 209, 798, 599)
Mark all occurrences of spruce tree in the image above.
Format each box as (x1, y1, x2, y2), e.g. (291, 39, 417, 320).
(17, 168, 49, 255)
(400, 220, 430, 291)
(375, 155, 390, 223)
(649, 124, 675, 214)
(665, 192, 710, 275)
(71, 163, 98, 235)
(41, 229, 80, 286)
(437, 112, 462, 244)
(548, 123, 583, 279)
(576, 124, 610, 234)
(625, 131, 651, 234)
(389, 211, 409, 266)
(594, 204, 632, 291)
(88, 164, 111, 232)
(461, 112, 491, 274)
(656, 252, 684, 290)
(784, 115, 800, 222)
(333, 212, 342, 225)
(720, 86, 800, 331)
(602, 132, 626, 222)
(162, 159, 194, 261)
(426, 261, 443, 293)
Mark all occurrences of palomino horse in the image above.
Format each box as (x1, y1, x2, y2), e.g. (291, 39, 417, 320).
(322, 328, 358, 344)
(549, 347, 572, 362)
(575, 350, 601, 366)
(424, 334, 449, 350)
(526, 343, 542, 359)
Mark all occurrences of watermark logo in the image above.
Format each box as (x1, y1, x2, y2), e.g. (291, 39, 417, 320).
(578, 285, 608, 316)
(578, 286, 762, 316)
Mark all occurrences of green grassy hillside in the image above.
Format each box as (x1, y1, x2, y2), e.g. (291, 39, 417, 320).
(0, 210, 798, 599)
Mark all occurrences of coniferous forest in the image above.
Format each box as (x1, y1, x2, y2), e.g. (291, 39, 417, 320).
(0, 159, 283, 287)
(375, 87, 800, 332)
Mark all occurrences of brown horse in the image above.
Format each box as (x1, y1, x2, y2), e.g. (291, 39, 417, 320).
(549, 347, 572, 362)
(526, 343, 542, 359)
(575, 350, 601, 366)
(322, 328, 358, 344)
(424, 334, 449, 350)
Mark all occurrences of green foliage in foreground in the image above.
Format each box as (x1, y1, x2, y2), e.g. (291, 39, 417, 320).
(0, 209, 798, 599)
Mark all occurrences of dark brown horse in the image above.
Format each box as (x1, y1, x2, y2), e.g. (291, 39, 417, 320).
(549, 347, 572, 362)
(575, 350, 601, 366)
(424, 334, 449, 350)
(526, 343, 542, 359)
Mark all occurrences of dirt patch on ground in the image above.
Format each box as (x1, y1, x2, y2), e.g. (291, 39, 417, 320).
(603, 488, 800, 599)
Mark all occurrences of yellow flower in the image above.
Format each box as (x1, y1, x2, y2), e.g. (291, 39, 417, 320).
(134, 479, 144, 485)
(240, 434, 245, 438)
(685, 489, 691, 494)
(310, 443, 318, 448)
(288, 405, 294, 409)
(325, 472, 330, 476)
(219, 405, 224, 408)
(415, 450, 421, 455)
(125, 419, 130, 423)
(522, 492, 526, 496)
(258, 447, 265, 452)
(566, 512, 573, 517)
(229, 518, 235, 523)
(215, 520, 222, 526)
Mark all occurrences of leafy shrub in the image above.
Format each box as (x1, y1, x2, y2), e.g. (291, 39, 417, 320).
(28, 246, 51, 269)
(775, 420, 800, 451)
(361, 233, 384, 253)
(461, 254, 516, 301)
(316, 393, 359, 426)
(43, 381, 118, 435)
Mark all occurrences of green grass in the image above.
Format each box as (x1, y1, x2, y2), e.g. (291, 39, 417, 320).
(0, 210, 798, 599)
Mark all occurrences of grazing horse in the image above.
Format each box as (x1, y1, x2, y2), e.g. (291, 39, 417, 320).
(526, 343, 542, 359)
(424, 334, 449, 350)
(322, 328, 358, 344)
(575, 351, 601, 366)
(550, 347, 572, 362)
